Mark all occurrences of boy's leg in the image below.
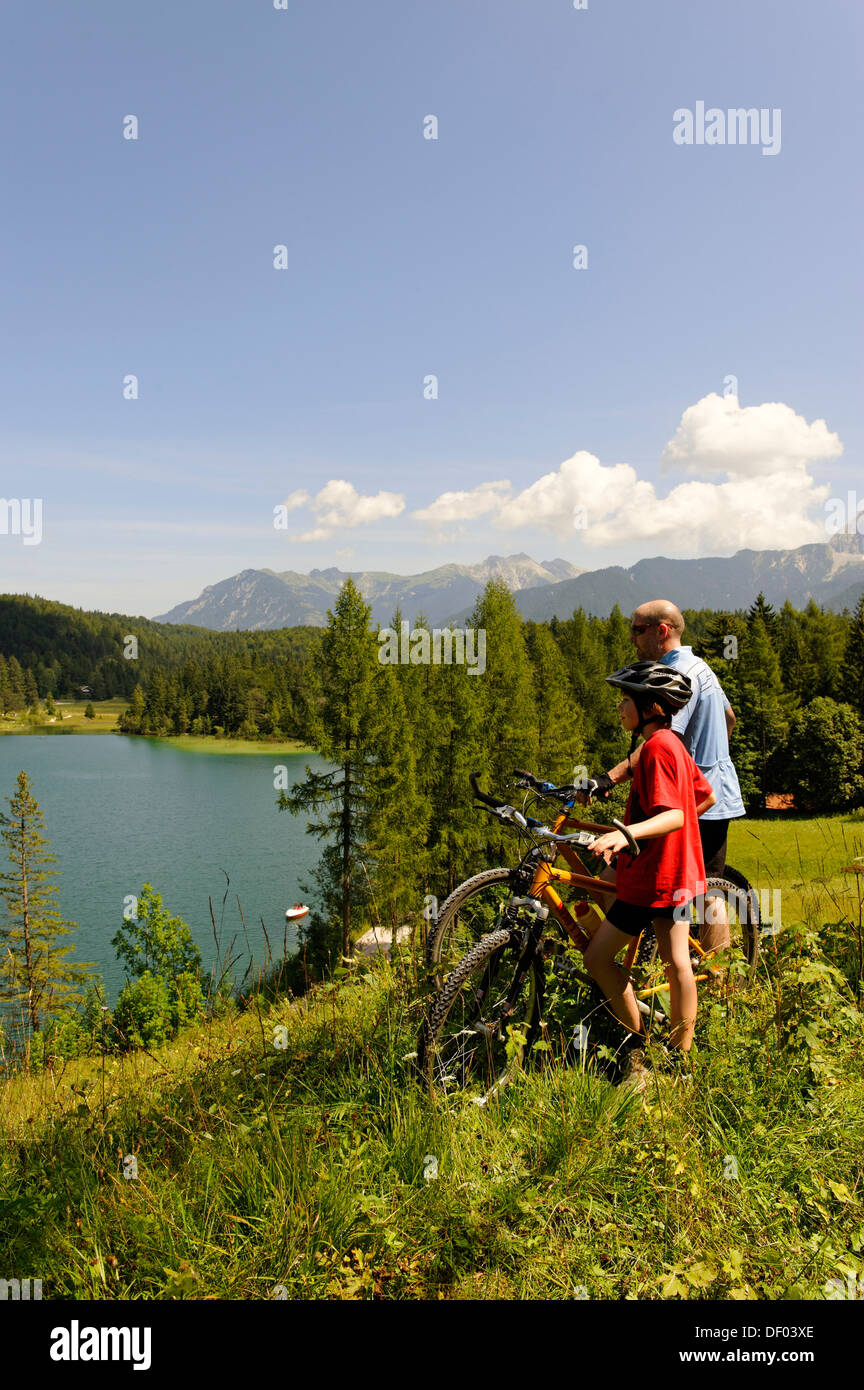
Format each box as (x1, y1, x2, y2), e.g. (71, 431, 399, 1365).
(652, 915, 698, 1051)
(597, 861, 616, 914)
(583, 919, 643, 1037)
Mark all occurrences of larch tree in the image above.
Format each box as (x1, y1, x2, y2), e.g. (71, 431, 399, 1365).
(0, 771, 93, 1036)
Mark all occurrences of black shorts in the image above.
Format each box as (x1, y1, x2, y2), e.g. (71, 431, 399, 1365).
(699, 818, 729, 877)
(605, 898, 680, 938)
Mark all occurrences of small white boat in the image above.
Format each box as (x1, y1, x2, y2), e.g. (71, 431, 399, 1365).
(285, 903, 310, 921)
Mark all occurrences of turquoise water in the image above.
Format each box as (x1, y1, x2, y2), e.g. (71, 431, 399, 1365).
(0, 736, 328, 1002)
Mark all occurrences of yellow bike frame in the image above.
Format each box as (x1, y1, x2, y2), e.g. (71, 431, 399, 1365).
(525, 805, 713, 991)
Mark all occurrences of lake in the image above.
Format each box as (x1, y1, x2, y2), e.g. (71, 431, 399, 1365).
(0, 736, 329, 1002)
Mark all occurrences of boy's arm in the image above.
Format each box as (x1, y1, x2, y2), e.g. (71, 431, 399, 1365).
(591, 807, 683, 861)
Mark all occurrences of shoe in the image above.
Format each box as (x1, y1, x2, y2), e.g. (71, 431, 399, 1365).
(656, 1046, 694, 1083)
(618, 1046, 652, 1094)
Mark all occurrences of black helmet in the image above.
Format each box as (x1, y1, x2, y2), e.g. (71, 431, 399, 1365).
(605, 661, 693, 712)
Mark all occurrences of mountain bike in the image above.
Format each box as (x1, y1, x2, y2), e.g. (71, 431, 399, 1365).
(417, 769, 760, 1100)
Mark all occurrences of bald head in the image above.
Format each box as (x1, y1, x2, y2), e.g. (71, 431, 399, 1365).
(630, 599, 684, 658)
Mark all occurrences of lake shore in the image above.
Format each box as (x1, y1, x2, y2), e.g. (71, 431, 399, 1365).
(0, 702, 314, 754)
(154, 734, 315, 755)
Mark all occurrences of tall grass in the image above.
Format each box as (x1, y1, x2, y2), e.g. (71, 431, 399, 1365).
(2, 819, 863, 1300)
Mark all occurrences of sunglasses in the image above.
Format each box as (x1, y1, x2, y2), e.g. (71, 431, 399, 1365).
(630, 622, 655, 635)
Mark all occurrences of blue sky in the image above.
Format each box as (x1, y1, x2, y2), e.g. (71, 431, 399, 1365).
(1, 0, 860, 617)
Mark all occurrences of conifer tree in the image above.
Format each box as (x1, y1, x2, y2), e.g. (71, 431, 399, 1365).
(362, 659, 429, 930)
(799, 599, 846, 699)
(737, 614, 789, 808)
(279, 579, 382, 961)
(776, 600, 806, 701)
(24, 669, 39, 709)
(525, 624, 587, 785)
(841, 591, 864, 716)
(556, 609, 608, 758)
(0, 771, 93, 1035)
(748, 592, 779, 641)
(470, 581, 536, 789)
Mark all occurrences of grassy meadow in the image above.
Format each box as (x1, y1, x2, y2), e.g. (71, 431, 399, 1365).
(1, 814, 863, 1301)
(0, 699, 129, 734)
(0, 700, 314, 754)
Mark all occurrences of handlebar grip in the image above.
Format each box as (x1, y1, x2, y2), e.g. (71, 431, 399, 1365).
(469, 770, 506, 809)
(612, 818, 640, 859)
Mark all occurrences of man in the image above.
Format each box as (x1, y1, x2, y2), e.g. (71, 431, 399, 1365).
(584, 599, 745, 955)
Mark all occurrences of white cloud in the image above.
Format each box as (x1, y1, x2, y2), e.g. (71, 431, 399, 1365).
(282, 479, 405, 540)
(496, 452, 635, 537)
(411, 480, 511, 524)
(411, 395, 843, 556)
(661, 392, 843, 477)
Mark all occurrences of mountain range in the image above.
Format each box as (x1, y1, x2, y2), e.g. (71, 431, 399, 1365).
(154, 535, 864, 631)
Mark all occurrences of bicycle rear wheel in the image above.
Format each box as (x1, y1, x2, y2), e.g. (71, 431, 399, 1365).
(633, 875, 761, 1010)
(694, 873, 761, 974)
(418, 927, 543, 1100)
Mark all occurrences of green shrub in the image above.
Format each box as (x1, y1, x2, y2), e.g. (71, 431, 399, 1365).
(114, 970, 175, 1049)
(771, 697, 864, 811)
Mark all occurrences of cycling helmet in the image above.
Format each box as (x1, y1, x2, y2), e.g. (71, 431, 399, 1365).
(605, 661, 693, 711)
(606, 661, 693, 755)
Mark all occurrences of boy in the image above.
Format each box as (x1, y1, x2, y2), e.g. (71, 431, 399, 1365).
(583, 661, 715, 1088)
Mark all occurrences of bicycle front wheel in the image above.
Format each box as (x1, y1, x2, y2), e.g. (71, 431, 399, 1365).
(418, 927, 543, 1100)
(425, 867, 516, 982)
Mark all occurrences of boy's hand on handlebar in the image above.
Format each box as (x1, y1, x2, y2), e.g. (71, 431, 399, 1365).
(589, 829, 629, 863)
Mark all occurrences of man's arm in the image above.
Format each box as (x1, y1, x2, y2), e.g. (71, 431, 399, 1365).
(695, 790, 716, 817)
(607, 743, 642, 783)
(575, 743, 641, 803)
(724, 704, 736, 736)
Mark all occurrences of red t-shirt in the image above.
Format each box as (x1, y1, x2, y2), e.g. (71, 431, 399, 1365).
(615, 728, 713, 909)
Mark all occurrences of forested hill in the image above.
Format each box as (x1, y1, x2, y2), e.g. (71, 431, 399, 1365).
(0, 594, 321, 740)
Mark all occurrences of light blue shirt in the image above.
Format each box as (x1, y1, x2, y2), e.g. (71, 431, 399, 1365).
(659, 647, 745, 821)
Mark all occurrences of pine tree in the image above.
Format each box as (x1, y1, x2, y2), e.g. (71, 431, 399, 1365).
(776, 601, 806, 701)
(5, 656, 26, 711)
(603, 604, 633, 673)
(362, 660, 428, 930)
(525, 624, 586, 785)
(841, 592, 864, 716)
(279, 579, 382, 962)
(0, 771, 93, 1035)
(556, 609, 608, 760)
(470, 581, 537, 789)
(737, 615, 789, 808)
(799, 599, 846, 699)
(24, 668, 39, 709)
(421, 635, 486, 898)
(748, 592, 779, 641)
(122, 684, 146, 733)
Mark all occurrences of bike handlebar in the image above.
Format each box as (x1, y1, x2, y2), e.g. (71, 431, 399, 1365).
(469, 771, 640, 858)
